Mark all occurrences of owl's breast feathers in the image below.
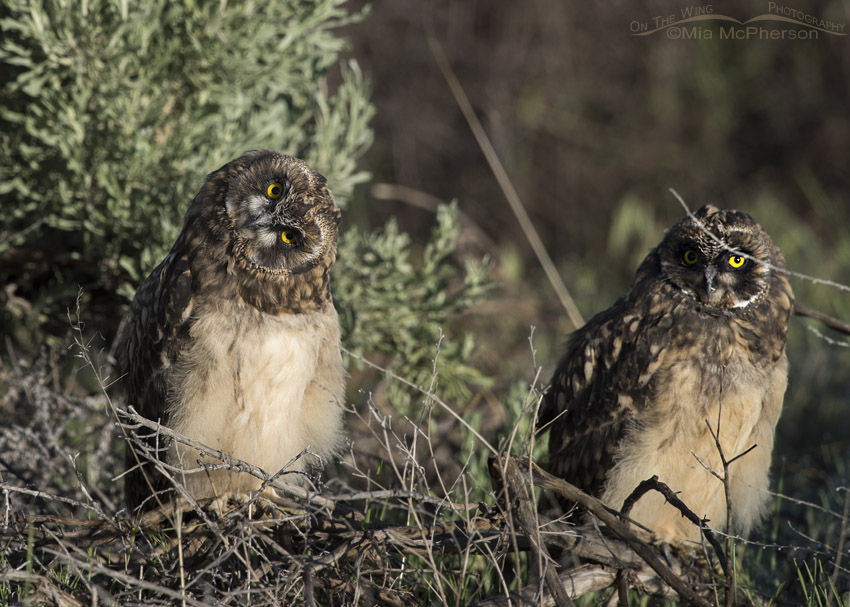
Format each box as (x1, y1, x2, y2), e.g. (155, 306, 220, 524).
(538, 246, 794, 501)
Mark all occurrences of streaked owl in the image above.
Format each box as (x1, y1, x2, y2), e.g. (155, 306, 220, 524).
(537, 205, 794, 542)
(120, 150, 346, 512)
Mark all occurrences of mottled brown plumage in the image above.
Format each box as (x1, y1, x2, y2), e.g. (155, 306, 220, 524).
(538, 205, 794, 542)
(120, 150, 346, 512)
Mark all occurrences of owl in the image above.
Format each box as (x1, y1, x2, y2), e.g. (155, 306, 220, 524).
(120, 150, 346, 512)
(537, 205, 794, 542)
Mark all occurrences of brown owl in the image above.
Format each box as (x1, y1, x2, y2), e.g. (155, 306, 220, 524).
(120, 150, 346, 512)
(537, 205, 794, 542)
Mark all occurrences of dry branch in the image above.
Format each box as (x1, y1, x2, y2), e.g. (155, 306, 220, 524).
(621, 475, 727, 576)
(794, 303, 850, 337)
(2, 399, 724, 607)
(489, 454, 574, 607)
(1, 462, 722, 607)
(512, 457, 716, 607)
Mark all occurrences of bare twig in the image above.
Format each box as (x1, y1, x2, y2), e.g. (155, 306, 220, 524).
(827, 487, 850, 605)
(795, 304, 850, 338)
(119, 407, 335, 513)
(370, 183, 499, 255)
(699, 400, 762, 607)
(670, 188, 850, 296)
(489, 455, 574, 607)
(670, 189, 850, 344)
(620, 475, 728, 576)
(522, 457, 714, 607)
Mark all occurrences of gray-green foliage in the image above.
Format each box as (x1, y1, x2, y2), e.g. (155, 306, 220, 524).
(0, 0, 371, 342)
(335, 202, 493, 412)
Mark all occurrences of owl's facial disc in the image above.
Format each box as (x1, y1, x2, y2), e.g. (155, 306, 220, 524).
(661, 227, 772, 311)
(669, 243, 766, 308)
(228, 188, 328, 275)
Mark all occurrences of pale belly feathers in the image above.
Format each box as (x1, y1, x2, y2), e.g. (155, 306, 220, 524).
(167, 302, 345, 499)
(602, 351, 787, 542)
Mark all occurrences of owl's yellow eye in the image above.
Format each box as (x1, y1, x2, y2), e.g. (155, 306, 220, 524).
(728, 255, 746, 268)
(281, 230, 295, 244)
(267, 182, 284, 199)
(682, 249, 698, 265)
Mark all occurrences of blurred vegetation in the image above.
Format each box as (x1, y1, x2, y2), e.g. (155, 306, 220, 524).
(1, 0, 849, 604)
(336, 202, 493, 409)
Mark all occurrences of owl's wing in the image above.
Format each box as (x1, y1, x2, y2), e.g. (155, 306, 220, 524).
(537, 295, 673, 497)
(119, 236, 195, 508)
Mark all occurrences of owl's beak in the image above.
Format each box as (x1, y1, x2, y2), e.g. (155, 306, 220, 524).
(704, 264, 718, 299)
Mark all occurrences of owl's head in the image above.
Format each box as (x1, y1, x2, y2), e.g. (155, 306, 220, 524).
(218, 150, 340, 274)
(655, 205, 786, 312)
(186, 150, 341, 313)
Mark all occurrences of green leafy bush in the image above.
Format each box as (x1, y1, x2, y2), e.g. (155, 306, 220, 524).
(0, 0, 492, 422)
(336, 202, 493, 411)
(0, 0, 372, 346)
